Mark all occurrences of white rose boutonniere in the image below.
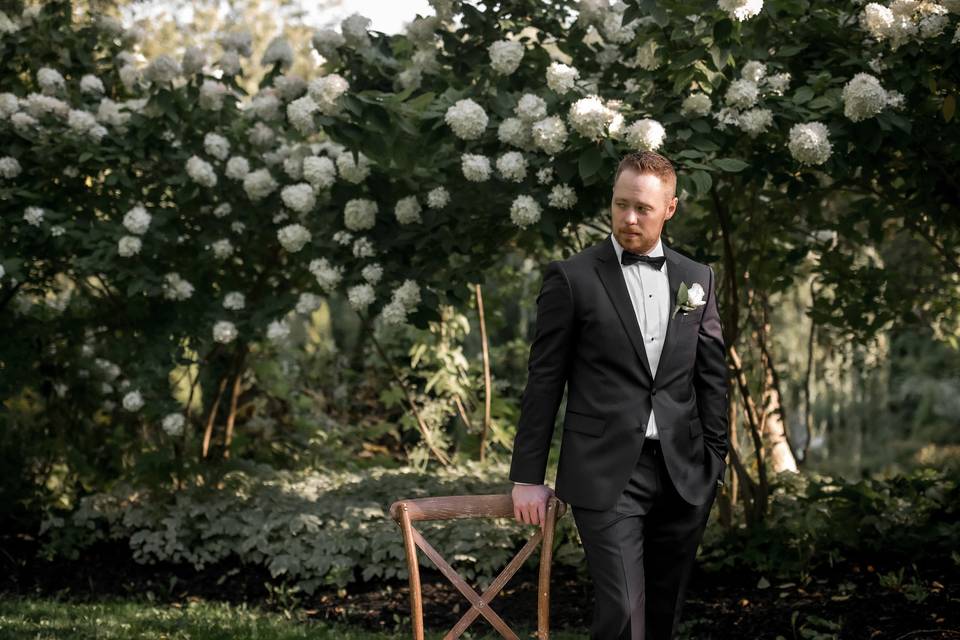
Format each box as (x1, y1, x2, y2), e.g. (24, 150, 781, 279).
(672, 281, 706, 319)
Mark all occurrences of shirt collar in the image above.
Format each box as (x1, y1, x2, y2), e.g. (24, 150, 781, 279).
(610, 233, 664, 264)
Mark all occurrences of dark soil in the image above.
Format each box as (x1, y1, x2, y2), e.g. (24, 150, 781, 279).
(2, 532, 958, 639)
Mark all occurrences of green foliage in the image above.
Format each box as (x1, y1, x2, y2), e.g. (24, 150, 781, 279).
(38, 460, 584, 594)
(700, 467, 960, 578)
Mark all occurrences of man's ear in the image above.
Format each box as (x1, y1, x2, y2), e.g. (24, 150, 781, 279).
(665, 196, 678, 219)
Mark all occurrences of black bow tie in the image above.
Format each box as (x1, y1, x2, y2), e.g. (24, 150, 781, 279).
(621, 251, 666, 270)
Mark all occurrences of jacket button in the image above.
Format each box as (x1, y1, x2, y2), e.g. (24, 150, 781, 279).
(651, 389, 657, 396)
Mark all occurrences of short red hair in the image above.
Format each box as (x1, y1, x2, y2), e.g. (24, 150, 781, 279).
(613, 151, 677, 198)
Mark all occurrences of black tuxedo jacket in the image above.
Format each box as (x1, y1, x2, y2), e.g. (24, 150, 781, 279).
(509, 236, 729, 509)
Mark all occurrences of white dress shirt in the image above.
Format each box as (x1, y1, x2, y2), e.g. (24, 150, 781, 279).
(609, 233, 669, 440)
(515, 235, 670, 486)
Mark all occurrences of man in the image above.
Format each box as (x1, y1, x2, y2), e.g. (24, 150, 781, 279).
(509, 150, 729, 640)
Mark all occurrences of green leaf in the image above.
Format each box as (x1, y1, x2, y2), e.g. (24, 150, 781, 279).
(691, 170, 713, 198)
(579, 146, 603, 180)
(713, 158, 749, 172)
(942, 95, 955, 122)
(793, 87, 815, 104)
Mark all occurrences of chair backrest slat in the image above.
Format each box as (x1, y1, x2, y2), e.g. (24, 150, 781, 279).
(389, 493, 567, 640)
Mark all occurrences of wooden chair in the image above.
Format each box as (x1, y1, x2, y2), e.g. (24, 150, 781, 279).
(389, 493, 567, 640)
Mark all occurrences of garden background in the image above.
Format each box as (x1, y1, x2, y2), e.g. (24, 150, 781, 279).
(1, 0, 958, 638)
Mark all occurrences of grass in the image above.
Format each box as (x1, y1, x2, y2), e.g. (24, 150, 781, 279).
(0, 596, 589, 639)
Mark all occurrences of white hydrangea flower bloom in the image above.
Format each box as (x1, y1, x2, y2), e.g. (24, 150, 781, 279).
(80, 74, 105, 96)
(118, 236, 142, 257)
(537, 167, 554, 185)
(123, 205, 151, 235)
(223, 291, 245, 310)
(681, 93, 712, 117)
(309, 258, 344, 292)
(251, 92, 281, 121)
(225, 156, 250, 180)
(444, 98, 489, 140)
(353, 237, 376, 258)
(262, 36, 294, 69)
(741, 60, 767, 83)
(204, 132, 230, 160)
(737, 108, 773, 137)
(122, 390, 144, 412)
(788, 121, 832, 165)
(163, 273, 195, 300)
(861, 3, 895, 38)
(764, 72, 791, 96)
(277, 224, 312, 252)
(23, 206, 44, 226)
(347, 283, 376, 311)
(145, 54, 181, 83)
(546, 62, 579, 95)
(380, 299, 409, 325)
(461, 153, 492, 182)
(725, 79, 759, 109)
(162, 413, 185, 436)
(96, 99, 130, 130)
(489, 39, 524, 75)
(274, 74, 307, 100)
(0, 156, 21, 178)
(427, 186, 450, 209)
(336, 151, 371, 184)
(287, 95, 319, 134)
(625, 118, 667, 151)
(302, 156, 337, 189)
(218, 50, 242, 76)
(362, 263, 384, 284)
(395, 196, 423, 224)
(0, 93, 20, 118)
(281, 183, 316, 213)
(248, 122, 275, 148)
(211, 238, 234, 259)
(344, 198, 378, 230)
(182, 46, 207, 75)
(333, 230, 353, 245)
(342, 13, 372, 47)
(296, 292, 322, 314)
(548, 184, 578, 209)
(601, 5, 638, 43)
(267, 319, 290, 342)
(68, 109, 107, 141)
(186, 155, 217, 187)
(213, 203, 232, 218)
(219, 30, 253, 56)
(498, 117, 532, 148)
(510, 195, 542, 228)
(842, 72, 892, 122)
(307, 74, 350, 115)
(394, 279, 421, 309)
(718, 0, 764, 21)
(531, 116, 568, 155)
(37, 67, 66, 95)
(243, 168, 278, 201)
(516, 93, 548, 122)
(568, 96, 615, 140)
(199, 80, 228, 111)
(496, 151, 528, 182)
(312, 28, 346, 59)
(213, 320, 238, 343)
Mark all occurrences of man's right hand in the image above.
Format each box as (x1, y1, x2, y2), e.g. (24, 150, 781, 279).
(511, 483, 555, 527)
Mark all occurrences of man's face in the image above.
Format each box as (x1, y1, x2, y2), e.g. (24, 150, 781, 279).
(610, 168, 677, 254)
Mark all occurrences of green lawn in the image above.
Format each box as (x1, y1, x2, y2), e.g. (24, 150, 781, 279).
(0, 597, 588, 639)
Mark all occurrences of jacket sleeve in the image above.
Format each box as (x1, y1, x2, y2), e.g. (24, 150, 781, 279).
(508, 260, 576, 485)
(694, 265, 729, 469)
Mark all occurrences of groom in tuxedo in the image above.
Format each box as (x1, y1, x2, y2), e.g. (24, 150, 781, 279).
(509, 151, 729, 639)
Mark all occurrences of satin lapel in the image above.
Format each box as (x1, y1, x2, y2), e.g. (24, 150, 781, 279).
(594, 240, 653, 380)
(654, 245, 685, 386)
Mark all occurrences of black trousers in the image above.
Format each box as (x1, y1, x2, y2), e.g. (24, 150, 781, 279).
(572, 438, 717, 640)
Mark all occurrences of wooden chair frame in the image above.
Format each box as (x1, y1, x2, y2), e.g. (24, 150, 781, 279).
(389, 493, 567, 640)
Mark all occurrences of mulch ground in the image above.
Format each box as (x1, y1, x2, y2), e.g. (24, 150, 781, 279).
(2, 533, 958, 639)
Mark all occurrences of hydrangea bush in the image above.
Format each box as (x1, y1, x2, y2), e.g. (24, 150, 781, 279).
(1, 0, 958, 481)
